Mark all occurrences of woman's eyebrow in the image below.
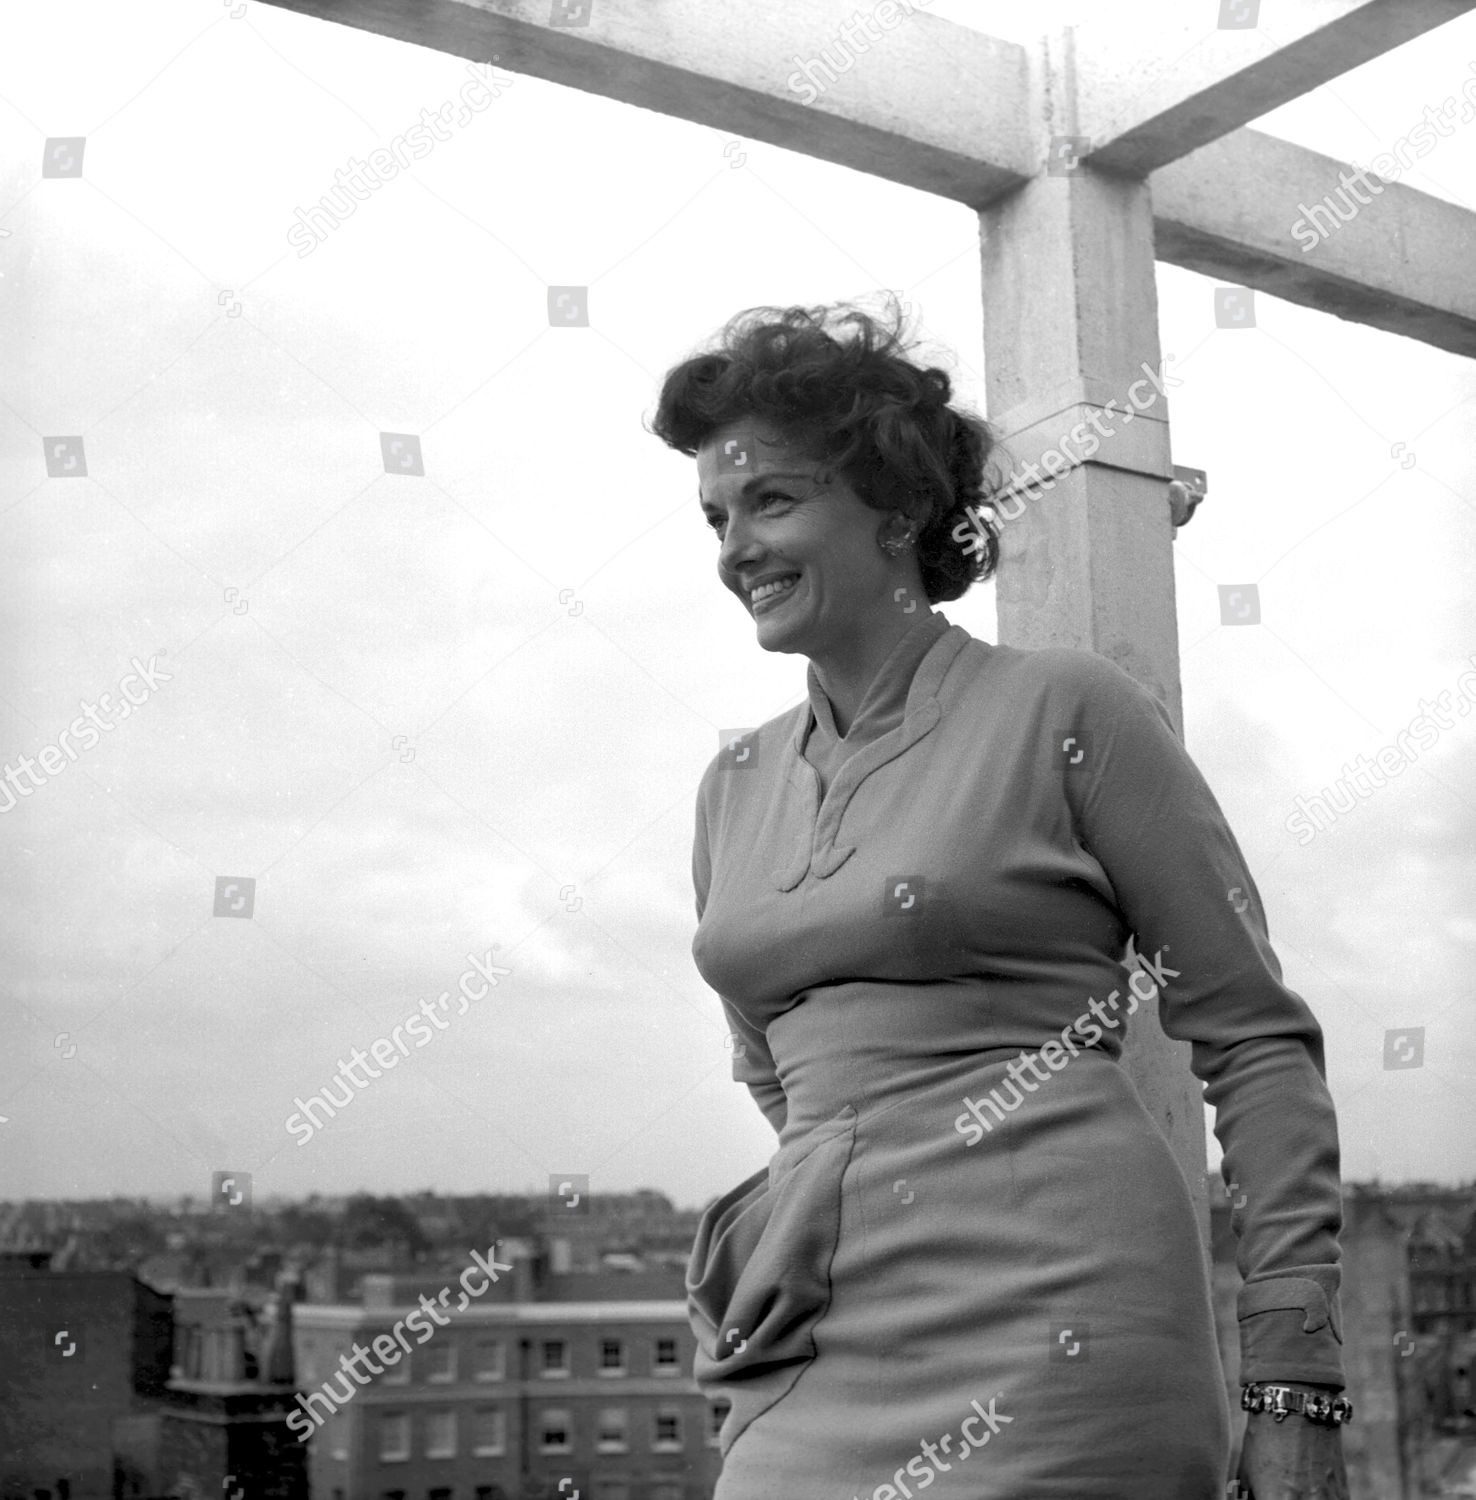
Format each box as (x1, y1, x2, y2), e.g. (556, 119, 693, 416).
(699, 470, 815, 508)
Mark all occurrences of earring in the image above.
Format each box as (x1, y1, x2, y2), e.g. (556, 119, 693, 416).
(879, 519, 917, 557)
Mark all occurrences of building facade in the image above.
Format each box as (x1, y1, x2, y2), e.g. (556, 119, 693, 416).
(292, 1298, 723, 1500)
(0, 1249, 173, 1500)
(1208, 1177, 1476, 1500)
(159, 1277, 309, 1500)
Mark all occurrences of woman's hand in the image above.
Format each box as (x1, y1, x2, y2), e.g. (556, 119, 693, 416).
(1235, 1383, 1350, 1500)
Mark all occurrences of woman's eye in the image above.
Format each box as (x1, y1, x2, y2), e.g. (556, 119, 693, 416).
(704, 492, 793, 537)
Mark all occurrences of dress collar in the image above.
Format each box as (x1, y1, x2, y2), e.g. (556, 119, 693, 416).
(770, 612, 969, 891)
(804, 608, 951, 747)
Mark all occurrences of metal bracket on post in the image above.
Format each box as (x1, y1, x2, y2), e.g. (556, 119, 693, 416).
(1168, 465, 1207, 535)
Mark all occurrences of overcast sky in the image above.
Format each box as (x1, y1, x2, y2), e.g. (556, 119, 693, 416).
(1, 0, 1473, 1211)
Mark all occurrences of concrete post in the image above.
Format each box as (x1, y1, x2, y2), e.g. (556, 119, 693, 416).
(978, 141, 1211, 1260)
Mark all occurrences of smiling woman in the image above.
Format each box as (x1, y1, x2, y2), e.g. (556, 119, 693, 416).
(644, 298, 1352, 1499)
(652, 300, 1002, 735)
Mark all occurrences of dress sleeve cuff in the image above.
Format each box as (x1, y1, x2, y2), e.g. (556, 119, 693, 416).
(1237, 1275, 1345, 1388)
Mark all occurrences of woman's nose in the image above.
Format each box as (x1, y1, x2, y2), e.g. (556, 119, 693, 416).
(717, 512, 760, 575)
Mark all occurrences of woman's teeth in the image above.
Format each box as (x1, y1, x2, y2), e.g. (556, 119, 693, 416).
(752, 575, 799, 606)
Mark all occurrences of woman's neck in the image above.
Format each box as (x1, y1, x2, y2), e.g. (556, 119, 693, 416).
(811, 608, 932, 738)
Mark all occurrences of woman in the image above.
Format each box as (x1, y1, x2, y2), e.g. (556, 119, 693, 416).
(650, 300, 1351, 1498)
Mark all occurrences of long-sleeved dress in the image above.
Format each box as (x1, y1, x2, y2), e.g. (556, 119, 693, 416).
(685, 608, 1345, 1499)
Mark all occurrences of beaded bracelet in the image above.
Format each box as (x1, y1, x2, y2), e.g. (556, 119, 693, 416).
(1241, 1383, 1354, 1426)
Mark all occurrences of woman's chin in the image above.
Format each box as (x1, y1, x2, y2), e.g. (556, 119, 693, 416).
(753, 605, 807, 653)
(749, 579, 808, 646)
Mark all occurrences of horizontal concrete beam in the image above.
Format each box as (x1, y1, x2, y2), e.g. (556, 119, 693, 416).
(1072, 0, 1476, 176)
(1150, 127, 1476, 359)
(990, 400, 1174, 500)
(256, 0, 1035, 207)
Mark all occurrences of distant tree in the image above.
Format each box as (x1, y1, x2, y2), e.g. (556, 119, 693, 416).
(275, 1202, 337, 1248)
(91, 1209, 169, 1268)
(339, 1194, 428, 1257)
(451, 1193, 537, 1247)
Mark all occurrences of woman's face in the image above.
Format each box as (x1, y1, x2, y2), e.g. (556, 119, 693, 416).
(696, 418, 910, 659)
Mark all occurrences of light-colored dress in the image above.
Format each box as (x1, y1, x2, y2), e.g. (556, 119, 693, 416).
(686, 608, 1344, 1498)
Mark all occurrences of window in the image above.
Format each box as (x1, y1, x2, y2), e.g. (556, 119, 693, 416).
(652, 1336, 680, 1373)
(379, 1412, 411, 1461)
(650, 1486, 685, 1500)
(380, 1492, 406, 1500)
(382, 1348, 409, 1385)
(423, 1343, 457, 1383)
(599, 1336, 626, 1374)
(473, 1407, 506, 1456)
(596, 1406, 629, 1452)
(540, 1338, 569, 1377)
(708, 1399, 729, 1446)
(652, 1409, 683, 1452)
(428, 1491, 452, 1500)
(473, 1338, 505, 1381)
(591, 1484, 629, 1500)
(426, 1409, 456, 1458)
(538, 1408, 573, 1452)
(329, 1412, 349, 1460)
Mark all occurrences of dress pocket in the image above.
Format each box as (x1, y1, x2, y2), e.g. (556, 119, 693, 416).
(685, 1105, 857, 1454)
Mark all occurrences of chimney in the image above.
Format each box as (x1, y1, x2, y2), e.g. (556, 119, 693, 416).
(258, 1269, 299, 1385)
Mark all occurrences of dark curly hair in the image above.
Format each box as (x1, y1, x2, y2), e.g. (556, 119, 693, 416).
(645, 295, 1001, 603)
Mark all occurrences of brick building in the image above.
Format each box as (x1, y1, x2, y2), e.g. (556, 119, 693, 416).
(0, 1248, 173, 1500)
(0, 1249, 310, 1500)
(158, 1275, 309, 1500)
(1208, 1176, 1476, 1500)
(1407, 1207, 1476, 1340)
(292, 1285, 722, 1500)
